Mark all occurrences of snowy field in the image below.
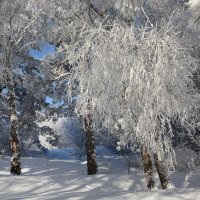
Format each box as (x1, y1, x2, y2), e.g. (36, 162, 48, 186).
(0, 147, 199, 200)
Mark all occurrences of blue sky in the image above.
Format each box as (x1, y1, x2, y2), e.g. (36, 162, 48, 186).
(29, 42, 56, 60)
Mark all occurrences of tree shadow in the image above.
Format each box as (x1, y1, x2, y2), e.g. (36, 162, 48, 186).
(0, 157, 199, 200)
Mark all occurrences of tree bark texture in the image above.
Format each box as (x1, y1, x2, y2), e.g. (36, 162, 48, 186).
(154, 128, 169, 190)
(84, 114, 98, 175)
(142, 147, 155, 190)
(5, 50, 21, 175)
(154, 153, 169, 189)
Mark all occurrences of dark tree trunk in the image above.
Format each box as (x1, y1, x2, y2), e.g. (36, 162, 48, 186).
(142, 147, 155, 190)
(154, 127, 170, 190)
(5, 50, 21, 175)
(8, 88, 21, 175)
(84, 114, 98, 175)
(154, 153, 169, 189)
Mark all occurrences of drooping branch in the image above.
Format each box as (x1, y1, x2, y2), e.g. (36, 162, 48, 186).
(84, 0, 105, 18)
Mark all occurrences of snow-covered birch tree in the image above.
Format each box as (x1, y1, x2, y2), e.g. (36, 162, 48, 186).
(38, 0, 200, 186)
(64, 18, 199, 188)
(39, 0, 103, 175)
(0, 0, 46, 174)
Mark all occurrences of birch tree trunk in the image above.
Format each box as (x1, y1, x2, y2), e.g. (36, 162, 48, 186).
(154, 153, 169, 189)
(142, 147, 155, 190)
(84, 114, 98, 175)
(154, 130, 169, 189)
(5, 50, 21, 175)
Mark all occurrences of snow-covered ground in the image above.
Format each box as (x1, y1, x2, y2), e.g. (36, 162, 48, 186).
(0, 147, 199, 200)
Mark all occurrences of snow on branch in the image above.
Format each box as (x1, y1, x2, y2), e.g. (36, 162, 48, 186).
(65, 19, 200, 167)
(188, 0, 200, 28)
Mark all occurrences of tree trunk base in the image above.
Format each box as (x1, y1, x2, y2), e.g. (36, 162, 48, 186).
(11, 158, 21, 175)
(142, 147, 155, 190)
(87, 159, 98, 175)
(84, 115, 98, 175)
(154, 153, 169, 189)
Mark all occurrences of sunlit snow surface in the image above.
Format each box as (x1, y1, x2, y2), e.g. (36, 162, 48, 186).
(0, 147, 199, 200)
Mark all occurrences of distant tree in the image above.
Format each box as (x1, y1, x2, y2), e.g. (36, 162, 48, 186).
(45, 117, 86, 159)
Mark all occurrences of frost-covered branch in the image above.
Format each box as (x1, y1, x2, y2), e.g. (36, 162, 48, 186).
(66, 19, 200, 167)
(188, 0, 200, 28)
